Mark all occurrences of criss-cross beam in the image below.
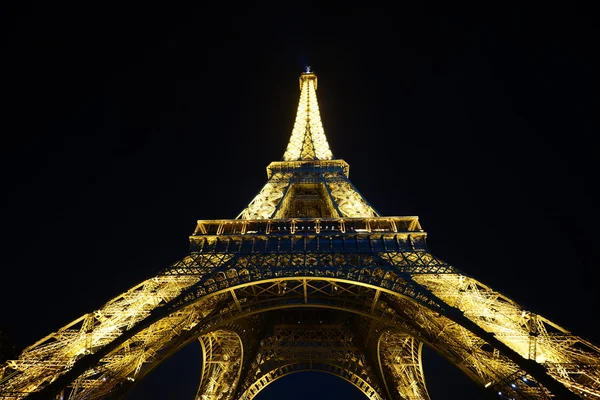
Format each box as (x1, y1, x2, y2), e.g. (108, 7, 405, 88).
(8, 271, 583, 400)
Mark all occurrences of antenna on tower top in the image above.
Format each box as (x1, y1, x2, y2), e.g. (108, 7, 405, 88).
(305, 65, 312, 73)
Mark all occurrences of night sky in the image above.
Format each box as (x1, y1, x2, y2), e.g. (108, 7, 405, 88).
(1, 3, 597, 399)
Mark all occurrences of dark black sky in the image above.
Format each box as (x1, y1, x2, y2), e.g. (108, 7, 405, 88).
(1, 2, 597, 399)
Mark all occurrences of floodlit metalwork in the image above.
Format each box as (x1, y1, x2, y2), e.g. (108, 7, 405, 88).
(1, 69, 599, 400)
(236, 314, 384, 400)
(282, 71, 333, 161)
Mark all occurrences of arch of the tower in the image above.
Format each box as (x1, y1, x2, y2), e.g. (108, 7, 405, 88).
(4, 253, 599, 400)
(186, 309, 435, 400)
(227, 309, 388, 400)
(231, 332, 428, 400)
(11, 273, 587, 400)
(82, 283, 551, 400)
(182, 290, 553, 400)
(198, 327, 428, 400)
(238, 361, 381, 400)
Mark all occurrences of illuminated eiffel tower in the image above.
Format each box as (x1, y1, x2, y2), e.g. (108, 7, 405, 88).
(1, 68, 599, 400)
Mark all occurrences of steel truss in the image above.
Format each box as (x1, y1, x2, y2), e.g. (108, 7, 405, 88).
(1, 70, 599, 400)
(2, 226, 598, 399)
(235, 314, 384, 400)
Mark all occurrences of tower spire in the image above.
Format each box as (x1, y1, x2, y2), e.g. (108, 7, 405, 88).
(282, 68, 334, 161)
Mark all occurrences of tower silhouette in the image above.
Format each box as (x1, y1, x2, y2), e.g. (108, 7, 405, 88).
(1, 69, 599, 400)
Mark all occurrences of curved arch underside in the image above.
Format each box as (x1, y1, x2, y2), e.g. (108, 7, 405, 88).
(1, 249, 599, 400)
(240, 364, 380, 400)
(232, 314, 383, 400)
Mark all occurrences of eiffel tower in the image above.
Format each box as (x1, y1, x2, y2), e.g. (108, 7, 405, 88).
(1, 68, 599, 400)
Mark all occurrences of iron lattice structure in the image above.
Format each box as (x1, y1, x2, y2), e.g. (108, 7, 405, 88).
(1, 70, 599, 400)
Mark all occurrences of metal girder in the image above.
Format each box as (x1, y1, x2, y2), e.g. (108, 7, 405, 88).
(1, 70, 599, 400)
(2, 256, 596, 399)
(233, 316, 383, 400)
(282, 72, 333, 161)
(378, 331, 430, 400)
(196, 330, 243, 400)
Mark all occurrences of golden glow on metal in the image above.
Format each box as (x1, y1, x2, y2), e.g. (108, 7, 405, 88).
(197, 330, 243, 400)
(1, 70, 599, 400)
(0, 273, 205, 398)
(323, 172, 378, 217)
(237, 172, 292, 219)
(1, 265, 600, 399)
(412, 274, 600, 397)
(282, 72, 333, 161)
(237, 322, 383, 400)
(237, 73, 376, 219)
(237, 169, 379, 219)
(378, 332, 429, 400)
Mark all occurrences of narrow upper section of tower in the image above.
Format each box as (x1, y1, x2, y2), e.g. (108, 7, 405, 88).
(282, 69, 334, 161)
